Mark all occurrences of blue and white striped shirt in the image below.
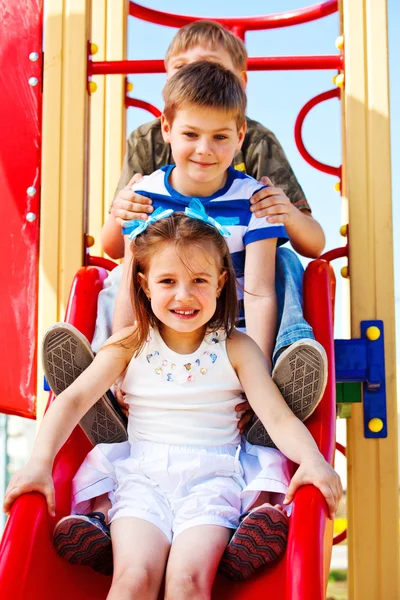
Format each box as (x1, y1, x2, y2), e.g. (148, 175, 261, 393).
(133, 165, 288, 309)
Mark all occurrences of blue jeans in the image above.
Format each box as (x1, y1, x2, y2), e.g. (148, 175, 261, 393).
(273, 247, 314, 364)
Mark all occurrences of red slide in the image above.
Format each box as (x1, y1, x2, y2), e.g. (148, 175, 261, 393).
(0, 259, 336, 600)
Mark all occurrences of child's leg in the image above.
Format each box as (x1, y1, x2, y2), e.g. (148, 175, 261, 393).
(108, 517, 170, 600)
(247, 246, 327, 447)
(165, 525, 231, 600)
(42, 322, 127, 445)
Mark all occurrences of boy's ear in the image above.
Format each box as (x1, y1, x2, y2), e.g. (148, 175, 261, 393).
(137, 272, 150, 298)
(236, 121, 247, 150)
(239, 71, 248, 89)
(216, 271, 228, 298)
(161, 114, 172, 143)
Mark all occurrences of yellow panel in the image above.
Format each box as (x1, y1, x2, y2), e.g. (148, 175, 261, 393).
(342, 0, 399, 598)
(38, 0, 64, 419)
(104, 0, 128, 226)
(59, 0, 90, 314)
(88, 0, 107, 257)
(38, 0, 91, 419)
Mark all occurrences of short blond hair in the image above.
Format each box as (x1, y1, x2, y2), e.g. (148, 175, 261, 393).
(165, 20, 247, 73)
(162, 61, 247, 129)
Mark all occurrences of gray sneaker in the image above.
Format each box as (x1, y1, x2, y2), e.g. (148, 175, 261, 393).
(246, 339, 328, 447)
(42, 323, 128, 445)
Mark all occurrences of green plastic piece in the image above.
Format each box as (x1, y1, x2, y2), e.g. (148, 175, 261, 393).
(336, 382, 362, 404)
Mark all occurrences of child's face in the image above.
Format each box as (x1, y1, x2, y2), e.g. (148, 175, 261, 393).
(138, 241, 227, 339)
(166, 44, 247, 87)
(161, 105, 246, 197)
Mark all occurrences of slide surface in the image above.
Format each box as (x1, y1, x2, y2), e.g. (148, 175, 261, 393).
(0, 260, 336, 600)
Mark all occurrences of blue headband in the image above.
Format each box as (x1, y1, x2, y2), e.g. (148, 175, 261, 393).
(122, 198, 238, 240)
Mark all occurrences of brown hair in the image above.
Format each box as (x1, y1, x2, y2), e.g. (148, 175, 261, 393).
(162, 61, 247, 129)
(165, 20, 247, 73)
(124, 213, 238, 356)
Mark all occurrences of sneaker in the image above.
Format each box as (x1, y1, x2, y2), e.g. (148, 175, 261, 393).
(42, 322, 128, 445)
(53, 512, 113, 575)
(219, 505, 289, 581)
(246, 339, 328, 447)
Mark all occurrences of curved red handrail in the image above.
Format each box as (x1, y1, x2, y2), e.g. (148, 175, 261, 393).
(87, 255, 118, 271)
(295, 88, 341, 177)
(129, 0, 338, 31)
(125, 96, 161, 118)
(320, 246, 347, 263)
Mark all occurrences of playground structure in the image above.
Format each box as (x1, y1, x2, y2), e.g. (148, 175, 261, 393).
(0, 1, 398, 598)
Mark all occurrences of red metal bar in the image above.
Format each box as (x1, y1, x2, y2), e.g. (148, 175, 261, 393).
(295, 88, 341, 177)
(91, 54, 342, 76)
(320, 246, 348, 263)
(129, 0, 338, 31)
(125, 96, 161, 118)
(87, 255, 118, 272)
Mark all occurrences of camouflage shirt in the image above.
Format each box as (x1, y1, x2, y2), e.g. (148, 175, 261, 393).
(115, 117, 310, 212)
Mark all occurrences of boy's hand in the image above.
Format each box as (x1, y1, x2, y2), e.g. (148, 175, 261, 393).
(250, 176, 294, 225)
(3, 464, 56, 517)
(283, 454, 342, 519)
(235, 395, 254, 433)
(111, 174, 154, 225)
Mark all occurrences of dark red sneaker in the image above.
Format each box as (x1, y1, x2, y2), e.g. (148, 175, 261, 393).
(219, 505, 289, 581)
(53, 512, 113, 576)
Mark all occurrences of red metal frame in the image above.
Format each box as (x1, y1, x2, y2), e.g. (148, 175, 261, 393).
(294, 88, 341, 177)
(90, 55, 342, 76)
(129, 0, 338, 31)
(0, 0, 43, 419)
(89, 0, 341, 77)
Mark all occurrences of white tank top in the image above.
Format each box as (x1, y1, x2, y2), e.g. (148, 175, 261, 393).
(119, 328, 243, 446)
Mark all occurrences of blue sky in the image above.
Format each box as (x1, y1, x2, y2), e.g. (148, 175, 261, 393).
(126, 1, 399, 362)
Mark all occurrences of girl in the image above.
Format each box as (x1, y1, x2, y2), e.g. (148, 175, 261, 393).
(4, 213, 341, 599)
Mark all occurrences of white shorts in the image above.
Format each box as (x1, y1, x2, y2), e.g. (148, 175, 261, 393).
(107, 441, 244, 543)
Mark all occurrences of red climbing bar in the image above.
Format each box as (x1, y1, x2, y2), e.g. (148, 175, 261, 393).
(125, 97, 161, 118)
(129, 0, 338, 31)
(90, 54, 342, 76)
(295, 88, 341, 177)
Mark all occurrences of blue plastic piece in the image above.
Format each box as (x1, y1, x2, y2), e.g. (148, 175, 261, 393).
(43, 376, 50, 392)
(334, 320, 387, 439)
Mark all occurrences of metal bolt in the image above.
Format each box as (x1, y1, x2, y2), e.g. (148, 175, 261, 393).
(29, 52, 39, 62)
(28, 77, 38, 86)
(27, 186, 36, 197)
(26, 212, 36, 223)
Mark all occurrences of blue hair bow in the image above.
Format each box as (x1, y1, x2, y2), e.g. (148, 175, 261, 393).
(122, 206, 174, 240)
(184, 198, 238, 237)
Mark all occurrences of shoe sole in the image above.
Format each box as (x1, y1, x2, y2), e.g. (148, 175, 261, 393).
(247, 340, 328, 447)
(42, 323, 128, 445)
(219, 506, 288, 581)
(53, 516, 113, 575)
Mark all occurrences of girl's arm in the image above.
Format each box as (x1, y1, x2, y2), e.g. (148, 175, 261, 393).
(243, 238, 277, 370)
(227, 330, 342, 517)
(112, 235, 136, 333)
(3, 328, 134, 515)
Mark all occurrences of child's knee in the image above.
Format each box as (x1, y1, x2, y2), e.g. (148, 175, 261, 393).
(165, 571, 209, 600)
(111, 565, 154, 595)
